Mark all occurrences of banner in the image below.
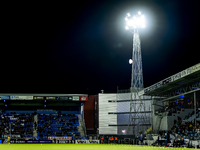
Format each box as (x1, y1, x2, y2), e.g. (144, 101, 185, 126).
(46, 97, 56, 100)
(26, 140, 52, 143)
(48, 137, 72, 140)
(79, 96, 88, 101)
(11, 140, 26, 144)
(2, 139, 25, 144)
(59, 97, 73, 100)
(73, 96, 79, 101)
(75, 140, 99, 144)
(4, 135, 20, 138)
(143, 63, 200, 95)
(10, 96, 33, 100)
(1, 96, 10, 100)
(34, 97, 44, 100)
(55, 140, 74, 144)
(192, 63, 200, 72)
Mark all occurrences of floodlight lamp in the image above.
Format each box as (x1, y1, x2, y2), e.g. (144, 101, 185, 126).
(138, 11, 141, 15)
(129, 59, 133, 64)
(127, 13, 130, 17)
(125, 26, 129, 30)
(125, 12, 145, 29)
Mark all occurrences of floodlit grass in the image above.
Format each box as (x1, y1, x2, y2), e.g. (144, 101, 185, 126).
(0, 144, 197, 150)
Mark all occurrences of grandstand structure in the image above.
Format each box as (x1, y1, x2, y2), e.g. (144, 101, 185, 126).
(98, 63, 200, 147)
(137, 63, 200, 146)
(138, 63, 200, 132)
(0, 94, 88, 140)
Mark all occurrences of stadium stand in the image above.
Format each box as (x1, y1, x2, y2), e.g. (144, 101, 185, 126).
(0, 112, 34, 139)
(37, 113, 80, 140)
(0, 111, 82, 140)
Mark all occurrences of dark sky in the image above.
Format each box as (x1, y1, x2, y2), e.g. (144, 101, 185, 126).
(1, 0, 200, 95)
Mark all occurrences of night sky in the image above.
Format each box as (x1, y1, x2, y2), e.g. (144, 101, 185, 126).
(1, 0, 200, 95)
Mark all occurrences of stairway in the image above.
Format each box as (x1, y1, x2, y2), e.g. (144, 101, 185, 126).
(33, 114, 38, 137)
(78, 114, 86, 137)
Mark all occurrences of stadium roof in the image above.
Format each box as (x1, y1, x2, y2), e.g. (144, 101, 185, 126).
(138, 63, 200, 97)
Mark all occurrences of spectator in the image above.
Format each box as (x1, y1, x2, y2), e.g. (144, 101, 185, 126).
(181, 138, 185, 146)
(164, 133, 168, 147)
(135, 136, 139, 145)
(140, 134, 143, 145)
(158, 134, 162, 146)
(115, 136, 118, 144)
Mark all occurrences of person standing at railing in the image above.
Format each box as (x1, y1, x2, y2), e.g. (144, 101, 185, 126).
(139, 134, 143, 145)
(101, 136, 104, 144)
(158, 134, 162, 146)
(115, 136, 117, 144)
(164, 133, 168, 147)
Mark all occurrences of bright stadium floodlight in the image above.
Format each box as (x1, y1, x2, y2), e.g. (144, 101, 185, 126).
(125, 12, 145, 29)
(125, 26, 129, 30)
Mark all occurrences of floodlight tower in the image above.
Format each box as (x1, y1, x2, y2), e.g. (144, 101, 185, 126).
(125, 12, 147, 135)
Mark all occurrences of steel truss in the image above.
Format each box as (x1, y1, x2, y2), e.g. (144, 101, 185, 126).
(161, 82, 200, 101)
(127, 29, 150, 136)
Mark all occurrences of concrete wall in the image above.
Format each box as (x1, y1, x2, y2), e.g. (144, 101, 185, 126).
(99, 93, 117, 135)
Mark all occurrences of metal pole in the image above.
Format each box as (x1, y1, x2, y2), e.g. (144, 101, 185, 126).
(151, 96, 153, 132)
(194, 91, 196, 126)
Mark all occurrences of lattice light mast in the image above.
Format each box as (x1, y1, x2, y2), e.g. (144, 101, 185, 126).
(126, 12, 145, 90)
(125, 12, 147, 135)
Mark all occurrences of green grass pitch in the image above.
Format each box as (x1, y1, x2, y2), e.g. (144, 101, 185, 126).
(0, 144, 196, 150)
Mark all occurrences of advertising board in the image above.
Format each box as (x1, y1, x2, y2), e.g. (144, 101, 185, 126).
(59, 97, 73, 100)
(34, 97, 44, 100)
(79, 96, 88, 101)
(10, 96, 33, 100)
(48, 137, 72, 140)
(55, 140, 74, 144)
(1, 96, 10, 100)
(26, 140, 52, 143)
(73, 96, 79, 101)
(75, 140, 99, 144)
(46, 97, 56, 100)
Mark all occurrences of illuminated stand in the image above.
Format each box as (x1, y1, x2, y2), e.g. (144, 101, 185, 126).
(125, 12, 149, 135)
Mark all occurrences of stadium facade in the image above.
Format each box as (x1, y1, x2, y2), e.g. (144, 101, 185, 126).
(98, 63, 200, 139)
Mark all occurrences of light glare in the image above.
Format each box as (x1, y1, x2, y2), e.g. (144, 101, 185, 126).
(125, 12, 145, 29)
(129, 59, 133, 64)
